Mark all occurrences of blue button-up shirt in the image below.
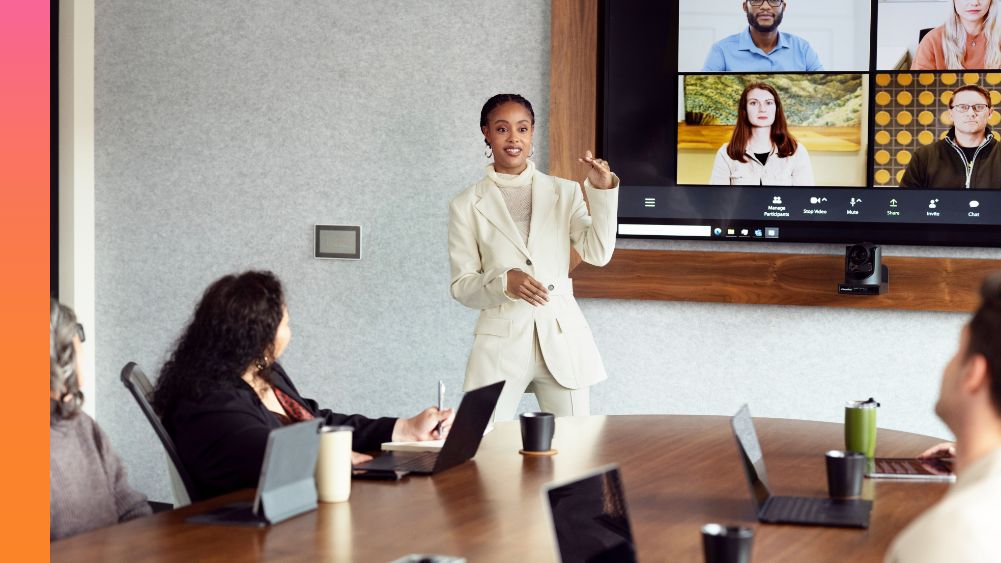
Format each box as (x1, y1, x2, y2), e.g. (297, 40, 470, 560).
(702, 28, 823, 72)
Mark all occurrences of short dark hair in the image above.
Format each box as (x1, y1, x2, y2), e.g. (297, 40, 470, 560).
(968, 272, 1001, 414)
(949, 84, 992, 108)
(480, 93, 536, 146)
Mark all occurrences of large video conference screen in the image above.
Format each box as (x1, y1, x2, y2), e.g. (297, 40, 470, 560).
(603, 0, 1001, 246)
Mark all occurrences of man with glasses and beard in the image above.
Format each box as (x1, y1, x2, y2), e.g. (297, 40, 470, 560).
(702, 0, 823, 71)
(899, 84, 1001, 189)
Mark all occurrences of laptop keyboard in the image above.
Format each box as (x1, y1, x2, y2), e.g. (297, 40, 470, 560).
(395, 452, 439, 473)
(771, 496, 828, 521)
(766, 495, 870, 526)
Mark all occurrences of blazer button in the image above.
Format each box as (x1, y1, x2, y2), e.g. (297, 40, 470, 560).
(526, 259, 532, 266)
(548, 284, 554, 290)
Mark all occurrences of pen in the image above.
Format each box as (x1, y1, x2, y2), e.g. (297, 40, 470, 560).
(436, 380, 445, 436)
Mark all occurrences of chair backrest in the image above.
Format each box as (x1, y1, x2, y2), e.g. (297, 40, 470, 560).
(919, 28, 932, 43)
(120, 362, 200, 505)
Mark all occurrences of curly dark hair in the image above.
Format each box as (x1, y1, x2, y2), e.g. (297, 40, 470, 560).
(969, 272, 1001, 414)
(152, 271, 285, 417)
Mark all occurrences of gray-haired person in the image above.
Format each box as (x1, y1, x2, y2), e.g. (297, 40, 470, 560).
(50, 299, 150, 541)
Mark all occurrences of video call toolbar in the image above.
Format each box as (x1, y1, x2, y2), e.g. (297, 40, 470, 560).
(619, 186, 1001, 226)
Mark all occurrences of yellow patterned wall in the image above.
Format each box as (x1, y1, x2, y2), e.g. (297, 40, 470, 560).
(872, 72, 1001, 187)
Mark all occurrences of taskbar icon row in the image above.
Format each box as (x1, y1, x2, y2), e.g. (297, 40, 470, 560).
(712, 226, 779, 239)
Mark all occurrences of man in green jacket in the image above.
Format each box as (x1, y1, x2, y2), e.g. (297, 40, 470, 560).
(899, 84, 1001, 189)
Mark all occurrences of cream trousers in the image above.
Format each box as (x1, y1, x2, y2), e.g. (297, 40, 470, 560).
(490, 327, 591, 421)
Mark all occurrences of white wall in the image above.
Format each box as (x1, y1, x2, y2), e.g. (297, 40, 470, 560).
(877, 0, 951, 66)
(58, 0, 96, 416)
(679, 0, 872, 71)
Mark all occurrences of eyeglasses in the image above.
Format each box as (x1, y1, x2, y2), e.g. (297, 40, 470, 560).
(75, 322, 86, 343)
(951, 104, 990, 114)
(747, 0, 784, 7)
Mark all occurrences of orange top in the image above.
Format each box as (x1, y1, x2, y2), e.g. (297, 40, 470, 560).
(911, 25, 989, 70)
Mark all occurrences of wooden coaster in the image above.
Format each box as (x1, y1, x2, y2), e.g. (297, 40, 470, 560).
(519, 449, 558, 456)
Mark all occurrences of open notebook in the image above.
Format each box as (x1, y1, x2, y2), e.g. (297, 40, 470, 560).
(381, 424, 494, 453)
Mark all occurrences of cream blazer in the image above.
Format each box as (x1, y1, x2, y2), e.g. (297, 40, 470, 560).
(448, 169, 619, 391)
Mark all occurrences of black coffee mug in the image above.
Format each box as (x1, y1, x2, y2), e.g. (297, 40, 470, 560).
(825, 450, 866, 498)
(701, 523, 753, 563)
(520, 412, 555, 452)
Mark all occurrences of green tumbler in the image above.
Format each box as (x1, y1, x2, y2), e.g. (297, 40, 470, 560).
(845, 399, 879, 458)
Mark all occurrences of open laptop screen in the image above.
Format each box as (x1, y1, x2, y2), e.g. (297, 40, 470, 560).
(731, 404, 772, 510)
(544, 465, 637, 563)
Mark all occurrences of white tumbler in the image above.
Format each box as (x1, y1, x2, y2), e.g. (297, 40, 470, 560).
(316, 425, 353, 503)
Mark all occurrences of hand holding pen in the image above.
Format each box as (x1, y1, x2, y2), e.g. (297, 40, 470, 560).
(435, 380, 446, 436)
(390, 383, 454, 442)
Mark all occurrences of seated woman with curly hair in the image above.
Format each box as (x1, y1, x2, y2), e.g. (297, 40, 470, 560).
(153, 271, 453, 499)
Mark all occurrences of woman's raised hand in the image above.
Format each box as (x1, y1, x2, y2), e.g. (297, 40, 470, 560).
(578, 150, 614, 189)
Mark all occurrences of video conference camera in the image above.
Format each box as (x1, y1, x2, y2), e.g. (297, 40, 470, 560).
(838, 242, 888, 295)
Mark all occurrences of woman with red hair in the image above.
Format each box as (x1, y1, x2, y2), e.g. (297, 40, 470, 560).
(709, 82, 814, 186)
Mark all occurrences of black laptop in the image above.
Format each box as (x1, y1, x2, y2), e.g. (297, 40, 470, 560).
(543, 464, 638, 563)
(731, 404, 872, 528)
(354, 380, 504, 475)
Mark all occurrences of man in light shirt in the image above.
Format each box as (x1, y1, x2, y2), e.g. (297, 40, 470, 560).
(884, 273, 1001, 563)
(702, 0, 823, 72)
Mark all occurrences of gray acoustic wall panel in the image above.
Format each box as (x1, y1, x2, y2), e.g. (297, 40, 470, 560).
(94, 1, 1000, 503)
(95, 0, 551, 502)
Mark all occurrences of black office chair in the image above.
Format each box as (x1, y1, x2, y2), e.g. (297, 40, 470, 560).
(919, 27, 932, 43)
(120, 362, 200, 506)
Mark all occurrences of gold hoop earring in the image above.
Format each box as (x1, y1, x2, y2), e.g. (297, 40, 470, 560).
(529, 146, 535, 158)
(255, 354, 272, 373)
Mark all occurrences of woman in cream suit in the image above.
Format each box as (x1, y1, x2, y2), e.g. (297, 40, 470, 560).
(448, 94, 619, 420)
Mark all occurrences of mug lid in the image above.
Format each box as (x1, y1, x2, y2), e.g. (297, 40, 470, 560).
(701, 523, 754, 538)
(521, 412, 555, 418)
(320, 425, 354, 433)
(826, 449, 866, 458)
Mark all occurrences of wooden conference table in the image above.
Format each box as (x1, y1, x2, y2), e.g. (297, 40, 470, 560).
(52, 415, 948, 562)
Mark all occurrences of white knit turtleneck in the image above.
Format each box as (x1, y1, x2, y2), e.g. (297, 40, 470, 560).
(486, 161, 534, 244)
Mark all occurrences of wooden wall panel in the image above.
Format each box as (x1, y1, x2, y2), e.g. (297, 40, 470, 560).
(571, 249, 1001, 313)
(549, 0, 597, 180)
(550, 1, 1000, 312)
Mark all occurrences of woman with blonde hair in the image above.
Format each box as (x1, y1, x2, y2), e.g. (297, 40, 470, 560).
(912, 0, 1001, 70)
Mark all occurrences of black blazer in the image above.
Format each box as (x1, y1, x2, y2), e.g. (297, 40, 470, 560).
(164, 364, 397, 500)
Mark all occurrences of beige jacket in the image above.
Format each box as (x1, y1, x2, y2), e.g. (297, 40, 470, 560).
(448, 165, 618, 391)
(709, 143, 815, 186)
(884, 445, 1001, 563)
